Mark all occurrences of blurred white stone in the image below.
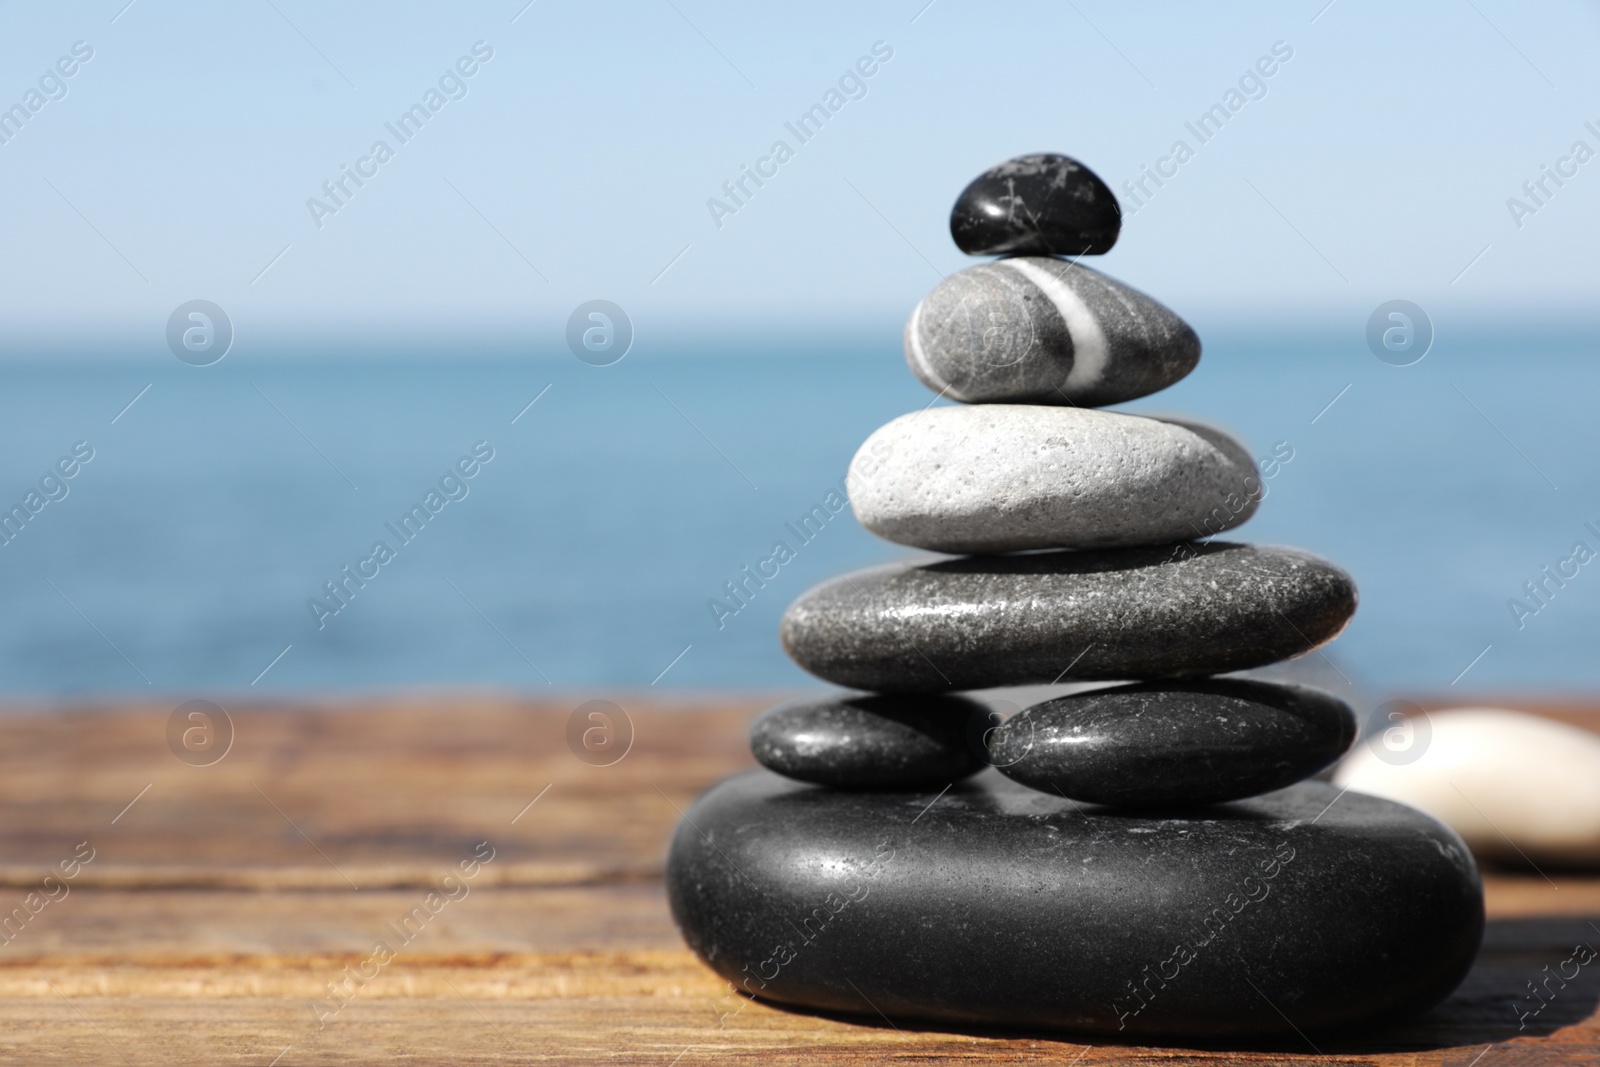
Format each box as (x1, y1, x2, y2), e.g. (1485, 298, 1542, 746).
(1335, 707, 1600, 866)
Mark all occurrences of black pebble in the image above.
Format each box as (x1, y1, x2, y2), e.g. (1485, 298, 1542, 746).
(750, 692, 993, 789)
(991, 678, 1358, 807)
(950, 153, 1121, 256)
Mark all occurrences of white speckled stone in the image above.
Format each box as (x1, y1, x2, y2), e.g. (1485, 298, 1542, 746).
(847, 405, 1260, 553)
(905, 257, 1199, 407)
(1335, 708, 1600, 866)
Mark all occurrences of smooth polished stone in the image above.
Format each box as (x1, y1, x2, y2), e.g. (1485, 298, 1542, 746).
(780, 542, 1356, 693)
(1336, 707, 1600, 867)
(667, 770, 1483, 1038)
(905, 258, 1198, 407)
(992, 679, 1357, 807)
(848, 406, 1259, 553)
(949, 153, 1121, 256)
(750, 693, 992, 789)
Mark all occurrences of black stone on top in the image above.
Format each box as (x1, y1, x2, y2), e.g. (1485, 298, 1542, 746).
(950, 153, 1122, 257)
(990, 678, 1358, 808)
(750, 692, 993, 790)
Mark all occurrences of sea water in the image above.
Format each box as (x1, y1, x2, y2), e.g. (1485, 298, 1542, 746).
(0, 329, 1592, 698)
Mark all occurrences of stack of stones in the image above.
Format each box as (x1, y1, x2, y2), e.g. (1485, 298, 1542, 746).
(668, 154, 1484, 1041)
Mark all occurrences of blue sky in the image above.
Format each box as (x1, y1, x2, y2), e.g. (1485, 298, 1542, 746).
(1, 0, 1598, 355)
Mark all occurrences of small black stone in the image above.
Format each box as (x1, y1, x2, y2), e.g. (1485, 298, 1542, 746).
(667, 770, 1483, 1039)
(780, 542, 1357, 693)
(750, 693, 993, 789)
(991, 679, 1358, 807)
(950, 153, 1121, 257)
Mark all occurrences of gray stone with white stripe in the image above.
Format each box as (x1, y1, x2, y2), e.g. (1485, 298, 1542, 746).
(905, 257, 1199, 407)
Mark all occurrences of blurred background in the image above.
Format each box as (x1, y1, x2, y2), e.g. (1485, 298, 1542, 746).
(0, 0, 1596, 700)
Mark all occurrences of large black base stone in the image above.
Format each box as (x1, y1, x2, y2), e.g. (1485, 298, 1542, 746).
(667, 770, 1483, 1040)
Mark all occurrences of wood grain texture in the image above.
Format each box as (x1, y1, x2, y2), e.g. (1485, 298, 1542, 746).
(0, 695, 1597, 1065)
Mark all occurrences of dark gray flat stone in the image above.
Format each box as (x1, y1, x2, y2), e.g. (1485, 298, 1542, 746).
(991, 679, 1358, 807)
(949, 153, 1121, 256)
(780, 542, 1356, 693)
(666, 770, 1483, 1039)
(750, 693, 992, 789)
(905, 257, 1198, 407)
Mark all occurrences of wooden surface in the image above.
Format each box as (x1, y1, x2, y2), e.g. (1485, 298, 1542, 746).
(2, 695, 1599, 1065)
